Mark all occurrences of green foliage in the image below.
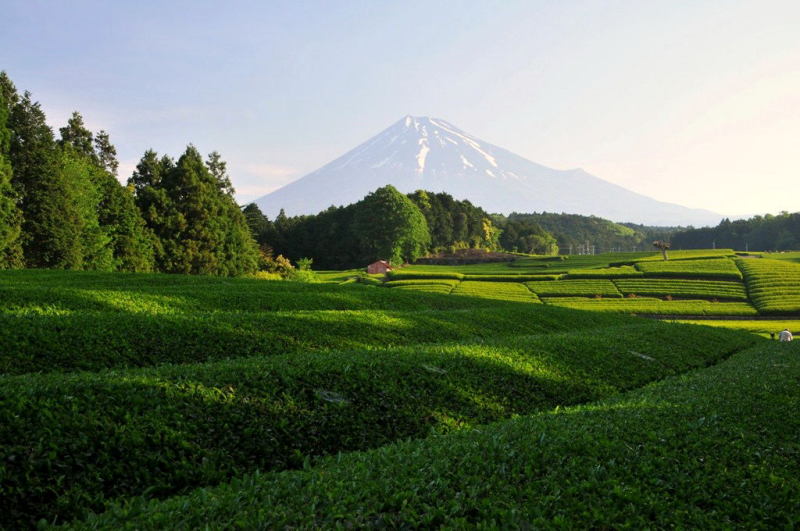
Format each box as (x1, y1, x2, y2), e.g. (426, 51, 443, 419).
(738, 258, 800, 314)
(130, 146, 258, 276)
(92, 173, 155, 272)
(94, 130, 119, 175)
(452, 280, 541, 303)
(543, 297, 757, 316)
(352, 185, 431, 264)
(58, 111, 96, 160)
(635, 258, 743, 280)
(408, 190, 500, 250)
(493, 214, 559, 254)
(0, 85, 22, 267)
(674, 319, 800, 338)
(564, 265, 643, 279)
(75, 341, 798, 529)
(1, 270, 639, 375)
(495, 212, 660, 254)
(0, 312, 755, 527)
(673, 212, 800, 251)
(614, 278, 748, 301)
(527, 279, 622, 298)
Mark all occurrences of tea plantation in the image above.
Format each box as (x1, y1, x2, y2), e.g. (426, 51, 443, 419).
(2, 251, 799, 528)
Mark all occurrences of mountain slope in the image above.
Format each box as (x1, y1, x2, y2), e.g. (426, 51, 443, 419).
(255, 116, 721, 226)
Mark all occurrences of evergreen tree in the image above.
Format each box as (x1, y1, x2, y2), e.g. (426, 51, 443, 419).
(0, 86, 23, 267)
(132, 146, 258, 275)
(6, 90, 85, 267)
(206, 151, 234, 195)
(56, 148, 113, 270)
(58, 111, 96, 160)
(93, 170, 155, 272)
(94, 130, 119, 176)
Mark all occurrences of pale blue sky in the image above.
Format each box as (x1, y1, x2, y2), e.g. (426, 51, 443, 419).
(2, 0, 799, 216)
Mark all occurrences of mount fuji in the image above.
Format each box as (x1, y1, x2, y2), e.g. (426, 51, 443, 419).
(254, 116, 721, 227)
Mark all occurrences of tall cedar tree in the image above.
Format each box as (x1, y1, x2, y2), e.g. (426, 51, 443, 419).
(59, 111, 154, 271)
(0, 83, 23, 266)
(351, 185, 430, 265)
(5, 84, 87, 268)
(131, 146, 258, 275)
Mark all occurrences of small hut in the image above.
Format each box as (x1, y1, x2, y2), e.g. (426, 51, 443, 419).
(367, 260, 393, 275)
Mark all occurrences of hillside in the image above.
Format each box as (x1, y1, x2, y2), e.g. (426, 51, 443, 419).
(0, 267, 769, 528)
(71, 340, 800, 529)
(254, 116, 722, 226)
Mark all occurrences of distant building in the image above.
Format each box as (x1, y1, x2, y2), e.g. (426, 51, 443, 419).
(367, 260, 393, 275)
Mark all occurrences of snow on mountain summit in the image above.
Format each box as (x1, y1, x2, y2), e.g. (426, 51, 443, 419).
(254, 116, 722, 226)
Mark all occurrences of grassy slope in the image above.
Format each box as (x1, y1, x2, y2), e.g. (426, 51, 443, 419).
(1, 270, 633, 375)
(0, 269, 760, 528)
(674, 319, 800, 337)
(69, 340, 800, 529)
(2, 322, 754, 527)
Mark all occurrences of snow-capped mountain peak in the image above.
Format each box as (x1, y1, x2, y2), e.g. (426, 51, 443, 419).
(254, 116, 721, 226)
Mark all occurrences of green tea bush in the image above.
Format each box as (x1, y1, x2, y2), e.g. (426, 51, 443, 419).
(738, 258, 800, 314)
(564, 265, 643, 279)
(1, 303, 634, 375)
(386, 271, 464, 280)
(0, 323, 756, 528)
(451, 281, 541, 302)
(635, 258, 743, 280)
(543, 297, 758, 316)
(461, 274, 562, 281)
(613, 278, 748, 301)
(70, 339, 795, 530)
(526, 279, 622, 298)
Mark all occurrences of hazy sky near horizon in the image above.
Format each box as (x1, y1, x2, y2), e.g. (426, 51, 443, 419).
(2, 0, 799, 218)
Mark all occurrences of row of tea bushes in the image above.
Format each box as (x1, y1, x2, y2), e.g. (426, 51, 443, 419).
(526, 279, 622, 298)
(0, 323, 756, 527)
(68, 339, 797, 530)
(451, 281, 541, 303)
(0, 305, 633, 375)
(738, 258, 800, 314)
(542, 298, 758, 316)
(634, 258, 743, 280)
(613, 278, 748, 300)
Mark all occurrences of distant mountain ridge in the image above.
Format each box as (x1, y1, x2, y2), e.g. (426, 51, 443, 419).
(255, 116, 722, 227)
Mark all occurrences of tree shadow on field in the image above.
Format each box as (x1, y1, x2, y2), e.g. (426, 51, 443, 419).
(0, 345, 616, 528)
(0, 290, 632, 375)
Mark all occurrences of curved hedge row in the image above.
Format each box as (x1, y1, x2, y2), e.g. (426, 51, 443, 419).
(451, 281, 541, 303)
(527, 279, 622, 298)
(634, 258, 743, 280)
(542, 298, 758, 316)
(0, 304, 632, 375)
(0, 323, 756, 528)
(737, 258, 800, 314)
(613, 278, 748, 301)
(67, 340, 797, 530)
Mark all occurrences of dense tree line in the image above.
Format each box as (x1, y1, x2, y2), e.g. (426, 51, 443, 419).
(493, 212, 680, 254)
(671, 213, 800, 251)
(0, 72, 257, 275)
(244, 186, 431, 269)
(407, 190, 500, 251)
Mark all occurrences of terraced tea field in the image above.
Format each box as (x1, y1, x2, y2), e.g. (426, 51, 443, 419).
(738, 258, 800, 314)
(382, 253, 800, 320)
(2, 251, 798, 528)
